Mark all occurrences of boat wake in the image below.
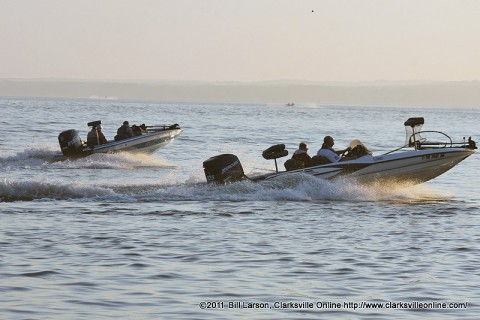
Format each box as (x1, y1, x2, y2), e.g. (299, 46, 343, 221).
(0, 147, 176, 170)
(0, 178, 116, 202)
(0, 172, 452, 203)
(54, 152, 177, 170)
(173, 173, 452, 203)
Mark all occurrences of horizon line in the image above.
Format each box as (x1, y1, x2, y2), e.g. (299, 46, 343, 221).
(1, 78, 480, 86)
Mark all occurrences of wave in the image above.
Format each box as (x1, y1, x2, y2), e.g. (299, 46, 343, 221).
(0, 147, 176, 170)
(1, 167, 450, 203)
(0, 178, 116, 202)
(131, 173, 451, 203)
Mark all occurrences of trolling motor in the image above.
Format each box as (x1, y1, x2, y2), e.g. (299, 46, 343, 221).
(404, 117, 477, 150)
(466, 137, 477, 149)
(404, 117, 424, 150)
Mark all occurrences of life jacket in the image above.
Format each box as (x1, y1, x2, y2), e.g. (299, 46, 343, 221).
(117, 125, 129, 136)
(115, 125, 129, 141)
(116, 125, 133, 140)
(292, 150, 311, 165)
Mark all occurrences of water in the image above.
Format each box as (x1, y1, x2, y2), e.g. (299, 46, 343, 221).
(1, 97, 479, 319)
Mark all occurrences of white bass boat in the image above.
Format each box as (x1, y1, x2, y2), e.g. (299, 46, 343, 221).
(55, 121, 182, 161)
(203, 118, 476, 185)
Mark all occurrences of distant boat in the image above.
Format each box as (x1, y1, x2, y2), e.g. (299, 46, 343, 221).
(89, 95, 118, 100)
(286, 102, 295, 107)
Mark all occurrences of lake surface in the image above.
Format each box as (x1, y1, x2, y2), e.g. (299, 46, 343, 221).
(1, 97, 479, 319)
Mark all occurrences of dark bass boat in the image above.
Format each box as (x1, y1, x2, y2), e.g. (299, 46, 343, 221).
(54, 121, 182, 161)
(203, 117, 476, 185)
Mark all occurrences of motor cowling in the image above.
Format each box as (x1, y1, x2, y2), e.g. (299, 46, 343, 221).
(58, 129, 84, 157)
(203, 154, 245, 184)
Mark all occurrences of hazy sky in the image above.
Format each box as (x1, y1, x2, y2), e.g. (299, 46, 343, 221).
(1, 0, 479, 82)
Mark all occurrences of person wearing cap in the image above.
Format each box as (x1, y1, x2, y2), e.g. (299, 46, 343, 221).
(291, 142, 312, 166)
(86, 124, 107, 148)
(115, 121, 134, 141)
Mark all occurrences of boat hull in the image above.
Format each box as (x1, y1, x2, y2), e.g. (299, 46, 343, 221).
(54, 128, 182, 161)
(253, 148, 475, 185)
(90, 128, 182, 155)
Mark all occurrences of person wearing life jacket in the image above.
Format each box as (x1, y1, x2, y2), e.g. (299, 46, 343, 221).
(115, 121, 134, 141)
(86, 124, 107, 148)
(291, 142, 312, 166)
(317, 136, 355, 162)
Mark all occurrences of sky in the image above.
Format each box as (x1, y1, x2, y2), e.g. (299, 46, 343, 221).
(1, 0, 480, 83)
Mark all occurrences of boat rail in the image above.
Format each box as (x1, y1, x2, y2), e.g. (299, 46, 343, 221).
(384, 130, 476, 155)
(144, 123, 180, 133)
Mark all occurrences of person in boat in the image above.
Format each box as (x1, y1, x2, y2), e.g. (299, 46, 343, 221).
(115, 121, 134, 141)
(291, 142, 312, 166)
(131, 123, 148, 136)
(86, 124, 107, 148)
(317, 135, 355, 162)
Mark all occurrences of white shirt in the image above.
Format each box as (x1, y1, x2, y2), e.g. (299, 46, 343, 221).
(317, 147, 340, 163)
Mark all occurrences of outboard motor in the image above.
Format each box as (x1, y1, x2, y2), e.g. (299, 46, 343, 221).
(203, 154, 245, 184)
(58, 129, 84, 157)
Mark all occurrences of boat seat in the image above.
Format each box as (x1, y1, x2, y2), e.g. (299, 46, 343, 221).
(284, 159, 304, 171)
(114, 134, 129, 141)
(308, 155, 331, 166)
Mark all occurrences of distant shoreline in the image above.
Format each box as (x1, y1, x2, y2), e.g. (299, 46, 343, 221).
(1, 79, 479, 107)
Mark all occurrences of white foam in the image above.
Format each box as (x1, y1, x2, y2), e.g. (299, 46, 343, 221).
(0, 177, 116, 201)
(0, 147, 58, 165)
(0, 147, 175, 170)
(0, 149, 450, 202)
(54, 152, 176, 170)
(121, 173, 450, 203)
